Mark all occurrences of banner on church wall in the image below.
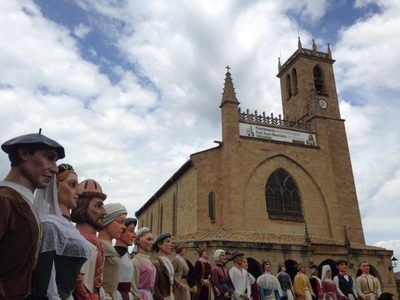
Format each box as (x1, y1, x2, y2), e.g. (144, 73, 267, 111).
(239, 123, 317, 146)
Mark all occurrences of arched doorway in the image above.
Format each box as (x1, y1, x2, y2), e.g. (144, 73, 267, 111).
(247, 257, 262, 279)
(285, 259, 298, 282)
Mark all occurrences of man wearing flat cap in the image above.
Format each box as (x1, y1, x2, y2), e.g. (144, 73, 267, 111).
(229, 251, 251, 300)
(0, 131, 64, 299)
(333, 260, 358, 300)
(153, 233, 187, 300)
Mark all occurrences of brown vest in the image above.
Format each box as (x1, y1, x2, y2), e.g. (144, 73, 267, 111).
(0, 187, 40, 299)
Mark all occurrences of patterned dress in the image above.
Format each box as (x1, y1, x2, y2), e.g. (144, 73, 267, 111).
(277, 272, 294, 300)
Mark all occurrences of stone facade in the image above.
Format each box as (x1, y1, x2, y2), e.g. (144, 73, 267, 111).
(135, 40, 397, 294)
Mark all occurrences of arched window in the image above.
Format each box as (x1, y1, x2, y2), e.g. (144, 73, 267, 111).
(292, 68, 298, 95)
(286, 74, 292, 99)
(208, 192, 216, 222)
(265, 168, 303, 221)
(313, 66, 323, 93)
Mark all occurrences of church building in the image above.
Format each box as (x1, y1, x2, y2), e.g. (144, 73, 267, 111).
(135, 39, 396, 293)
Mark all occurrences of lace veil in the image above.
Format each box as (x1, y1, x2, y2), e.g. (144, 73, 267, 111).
(34, 174, 91, 259)
(257, 272, 281, 290)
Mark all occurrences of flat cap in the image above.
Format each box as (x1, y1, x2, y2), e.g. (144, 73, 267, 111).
(229, 250, 244, 261)
(335, 259, 348, 266)
(152, 232, 171, 251)
(125, 218, 137, 227)
(2, 133, 65, 159)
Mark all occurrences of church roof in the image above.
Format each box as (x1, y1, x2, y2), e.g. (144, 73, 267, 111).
(174, 227, 386, 251)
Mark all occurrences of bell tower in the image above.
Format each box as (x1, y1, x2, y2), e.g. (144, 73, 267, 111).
(277, 38, 365, 244)
(277, 38, 341, 121)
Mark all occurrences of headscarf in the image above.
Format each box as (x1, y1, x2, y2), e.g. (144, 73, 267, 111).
(321, 265, 332, 281)
(132, 227, 151, 253)
(137, 227, 151, 238)
(103, 203, 127, 227)
(214, 249, 225, 262)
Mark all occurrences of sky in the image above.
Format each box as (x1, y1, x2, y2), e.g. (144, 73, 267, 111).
(1, 0, 400, 269)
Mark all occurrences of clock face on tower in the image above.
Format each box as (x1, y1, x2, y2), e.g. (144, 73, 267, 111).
(318, 99, 328, 110)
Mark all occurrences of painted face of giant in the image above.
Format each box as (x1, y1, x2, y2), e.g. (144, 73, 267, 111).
(137, 232, 153, 254)
(233, 254, 244, 265)
(337, 262, 347, 273)
(106, 214, 127, 239)
(359, 262, 370, 274)
(263, 261, 272, 272)
(85, 197, 107, 231)
(58, 172, 81, 210)
(218, 251, 227, 264)
(119, 223, 136, 247)
(20, 148, 59, 190)
(159, 237, 173, 255)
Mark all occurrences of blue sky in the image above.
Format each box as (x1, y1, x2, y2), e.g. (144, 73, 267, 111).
(1, 0, 400, 269)
(302, 0, 381, 43)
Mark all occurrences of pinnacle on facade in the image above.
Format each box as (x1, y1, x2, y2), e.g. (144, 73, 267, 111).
(220, 65, 239, 106)
(327, 43, 332, 59)
(298, 36, 302, 49)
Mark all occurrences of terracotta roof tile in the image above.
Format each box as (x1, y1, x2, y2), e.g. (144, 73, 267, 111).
(174, 228, 385, 251)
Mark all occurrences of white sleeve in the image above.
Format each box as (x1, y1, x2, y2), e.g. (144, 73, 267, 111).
(333, 276, 344, 297)
(245, 271, 251, 298)
(229, 268, 241, 300)
(351, 277, 358, 297)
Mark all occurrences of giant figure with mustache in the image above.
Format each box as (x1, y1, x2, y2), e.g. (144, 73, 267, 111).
(71, 179, 108, 300)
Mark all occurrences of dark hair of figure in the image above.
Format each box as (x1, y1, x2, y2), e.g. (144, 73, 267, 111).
(379, 293, 396, 300)
(8, 144, 51, 167)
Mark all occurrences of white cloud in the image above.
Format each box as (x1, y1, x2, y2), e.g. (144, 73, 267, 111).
(0, 2, 109, 97)
(374, 240, 399, 271)
(73, 23, 91, 39)
(335, 3, 400, 91)
(302, 0, 329, 22)
(331, 2, 400, 248)
(277, 0, 329, 24)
